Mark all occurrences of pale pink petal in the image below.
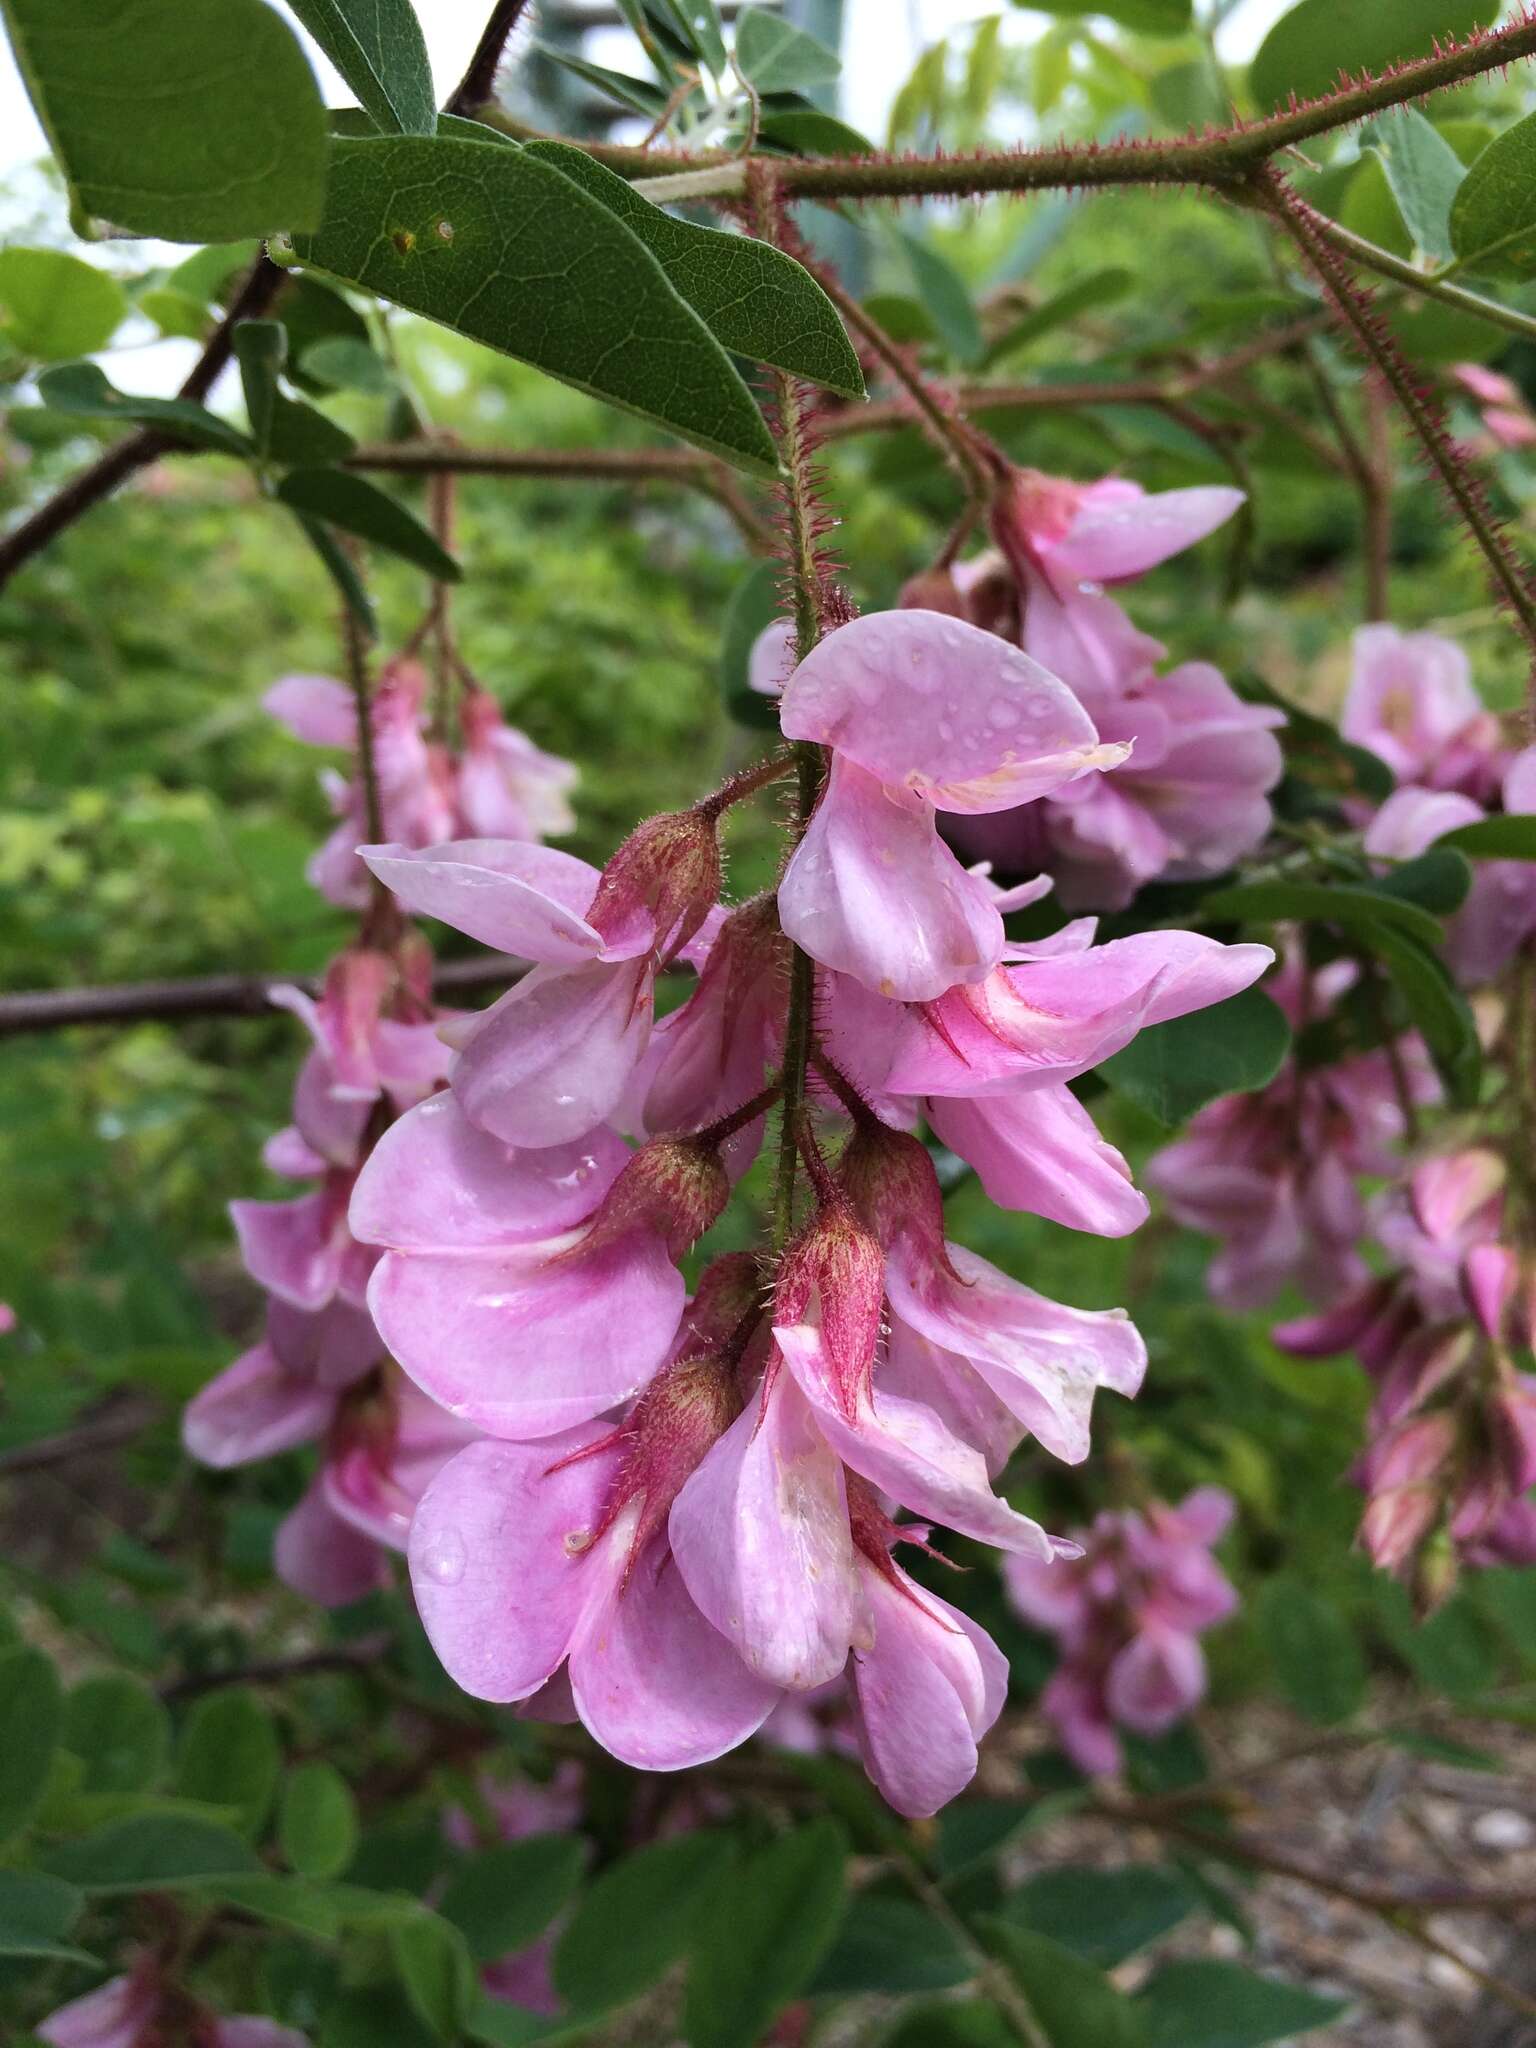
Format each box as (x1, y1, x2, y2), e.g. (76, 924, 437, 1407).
(325, 1380, 479, 1552)
(359, 840, 613, 962)
(37, 1977, 149, 2048)
(368, 1232, 684, 1437)
(570, 1527, 779, 1769)
(273, 1480, 390, 1607)
(928, 1088, 1148, 1236)
(290, 1050, 371, 1169)
(850, 1566, 1007, 1817)
(1364, 785, 1483, 861)
(409, 1432, 617, 1701)
(778, 1323, 1055, 1558)
(669, 1372, 867, 1690)
(451, 959, 653, 1148)
(887, 1242, 1146, 1464)
(779, 610, 1118, 812)
(749, 616, 796, 697)
(182, 1343, 337, 1468)
(1049, 485, 1243, 585)
(230, 1185, 352, 1311)
(1104, 1626, 1206, 1734)
(266, 1295, 381, 1390)
(779, 757, 1005, 1001)
(264, 672, 356, 748)
(1343, 625, 1481, 781)
(349, 1093, 627, 1251)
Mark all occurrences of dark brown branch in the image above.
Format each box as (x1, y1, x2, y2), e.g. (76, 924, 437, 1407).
(446, 0, 534, 118)
(0, 253, 286, 596)
(0, 954, 524, 1038)
(159, 1631, 397, 1703)
(0, 1397, 160, 1476)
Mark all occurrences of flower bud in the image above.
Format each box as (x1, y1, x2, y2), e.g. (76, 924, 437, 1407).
(679, 1252, 763, 1356)
(582, 1135, 730, 1262)
(839, 1120, 949, 1264)
(775, 1198, 884, 1417)
(588, 807, 722, 961)
(1463, 1242, 1517, 1342)
(1409, 1146, 1504, 1242)
(581, 1355, 742, 1569)
(1360, 1481, 1444, 1578)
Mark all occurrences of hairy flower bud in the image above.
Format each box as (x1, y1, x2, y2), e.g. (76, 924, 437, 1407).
(775, 1198, 884, 1417)
(680, 1252, 763, 1357)
(839, 1120, 949, 1264)
(581, 1135, 730, 1262)
(575, 1354, 742, 1569)
(587, 807, 722, 961)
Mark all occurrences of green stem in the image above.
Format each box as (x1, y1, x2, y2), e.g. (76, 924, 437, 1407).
(1315, 215, 1536, 348)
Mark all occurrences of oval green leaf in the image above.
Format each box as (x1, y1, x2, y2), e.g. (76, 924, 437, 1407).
(0, 0, 329, 240)
(0, 1646, 61, 1842)
(1451, 110, 1536, 278)
(286, 135, 779, 475)
(1249, 0, 1493, 114)
(0, 248, 126, 360)
(289, 0, 436, 135)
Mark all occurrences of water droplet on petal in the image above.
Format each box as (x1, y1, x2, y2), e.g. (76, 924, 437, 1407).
(419, 1527, 466, 1585)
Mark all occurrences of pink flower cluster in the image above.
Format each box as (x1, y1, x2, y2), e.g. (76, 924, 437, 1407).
(1451, 361, 1536, 455)
(1006, 1488, 1237, 1775)
(343, 603, 1269, 1815)
(182, 942, 474, 1604)
(38, 1963, 306, 2048)
(903, 469, 1285, 910)
(266, 664, 575, 910)
(1278, 1147, 1536, 1592)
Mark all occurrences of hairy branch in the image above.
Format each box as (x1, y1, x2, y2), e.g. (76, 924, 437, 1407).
(471, 14, 1536, 201)
(445, 0, 533, 118)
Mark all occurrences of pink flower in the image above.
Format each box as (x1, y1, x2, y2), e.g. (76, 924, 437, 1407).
(1342, 624, 1506, 799)
(38, 1970, 307, 2048)
(1452, 362, 1536, 451)
(183, 1294, 380, 1468)
(351, 1094, 714, 1437)
(364, 810, 719, 1146)
(268, 943, 449, 1111)
(775, 609, 1122, 1000)
(409, 1368, 779, 1770)
(1006, 1489, 1237, 1775)
(456, 687, 577, 842)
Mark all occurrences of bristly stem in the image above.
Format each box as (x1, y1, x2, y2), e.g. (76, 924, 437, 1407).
(696, 748, 798, 821)
(340, 581, 392, 940)
(1259, 168, 1536, 730)
(749, 165, 835, 1253)
(427, 463, 457, 733)
(445, 0, 532, 117)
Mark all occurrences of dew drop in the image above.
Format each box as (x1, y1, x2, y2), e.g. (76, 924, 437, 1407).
(419, 1526, 466, 1585)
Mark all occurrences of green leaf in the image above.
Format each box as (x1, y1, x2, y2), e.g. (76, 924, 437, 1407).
(0, 247, 126, 360)
(1008, 0, 1190, 32)
(1199, 879, 1443, 949)
(140, 286, 215, 343)
(390, 1908, 481, 2042)
(1003, 1865, 1199, 1969)
(1451, 110, 1536, 279)
(43, 1814, 260, 1892)
(808, 1895, 972, 1996)
(0, 1870, 92, 1964)
(1249, 1, 1495, 116)
(440, 1833, 587, 1964)
(898, 232, 984, 366)
(759, 109, 874, 157)
(1372, 846, 1472, 916)
(202, 1870, 349, 1938)
(301, 336, 398, 394)
(63, 1673, 170, 1795)
(1376, 1581, 1499, 1699)
(554, 1832, 733, 2011)
(0, 0, 329, 240)
(656, 0, 727, 72)
(1137, 1961, 1346, 2047)
(279, 1763, 359, 1881)
(0, 1646, 61, 1842)
(235, 319, 285, 451)
(887, 2004, 1019, 2048)
(982, 1924, 1145, 2048)
(37, 362, 254, 455)
(293, 510, 378, 635)
(175, 1688, 281, 1838)
(290, 0, 436, 135)
(1371, 925, 1482, 1108)
(1437, 813, 1536, 858)
(167, 240, 260, 303)
(324, 1987, 439, 2048)
(1255, 1578, 1365, 1726)
(523, 143, 863, 398)
(277, 468, 460, 580)
(529, 45, 671, 120)
(286, 136, 779, 476)
(734, 7, 841, 92)
(1099, 987, 1291, 1126)
(983, 268, 1133, 368)
(1362, 109, 1465, 266)
(685, 1820, 848, 2048)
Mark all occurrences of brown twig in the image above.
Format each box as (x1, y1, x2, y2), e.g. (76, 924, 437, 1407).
(0, 954, 526, 1038)
(158, 1631, 397, 1703)
(0, 1398, 160, 1476)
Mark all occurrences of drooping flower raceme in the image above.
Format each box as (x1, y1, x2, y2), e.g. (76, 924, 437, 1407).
(357, 599, 1272, 1815)
(37, 1963, 307, 2048)
(1005, 1488, 1238, 1775)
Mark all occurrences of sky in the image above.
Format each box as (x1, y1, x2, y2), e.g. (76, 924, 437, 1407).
(0, 1, 1293, 393)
